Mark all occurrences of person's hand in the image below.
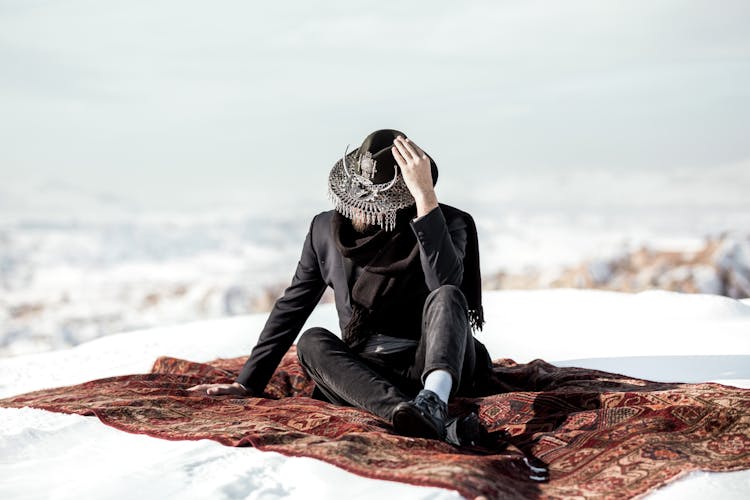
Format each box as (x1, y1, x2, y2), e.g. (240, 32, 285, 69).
(391, 135, 438, 216)
(186, 382, 251, 397)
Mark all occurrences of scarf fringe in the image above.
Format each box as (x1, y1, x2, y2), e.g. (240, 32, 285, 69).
(469, 306, 485, 333)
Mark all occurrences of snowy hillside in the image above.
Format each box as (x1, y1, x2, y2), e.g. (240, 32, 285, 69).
(2, 199, 748, 358)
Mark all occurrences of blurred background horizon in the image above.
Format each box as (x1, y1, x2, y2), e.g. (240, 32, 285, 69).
(1, 0, 749, 356)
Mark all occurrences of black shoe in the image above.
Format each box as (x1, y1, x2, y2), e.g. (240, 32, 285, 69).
(444, 411, 484, 447)
(392, 389, 447, 440)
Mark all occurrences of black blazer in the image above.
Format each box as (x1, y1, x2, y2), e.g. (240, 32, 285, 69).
(235, 203, 479, 394)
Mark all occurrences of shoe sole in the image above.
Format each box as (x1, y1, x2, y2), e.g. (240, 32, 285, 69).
(392, 403, 442, 440)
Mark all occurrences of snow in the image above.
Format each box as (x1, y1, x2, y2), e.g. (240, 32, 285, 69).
(3, 170, 749, 357)
(1, 289, 750, 499)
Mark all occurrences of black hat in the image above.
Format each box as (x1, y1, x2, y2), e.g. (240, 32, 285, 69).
(327, 129, 438, 231)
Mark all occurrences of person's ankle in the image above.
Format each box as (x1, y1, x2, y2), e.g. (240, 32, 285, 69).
(423, 369, 452, 404)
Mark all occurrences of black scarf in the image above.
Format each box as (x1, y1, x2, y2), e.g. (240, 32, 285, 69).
(331, 204, 484, 350)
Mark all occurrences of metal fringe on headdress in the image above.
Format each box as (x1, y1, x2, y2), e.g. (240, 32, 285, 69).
(327, 189, 400, 231)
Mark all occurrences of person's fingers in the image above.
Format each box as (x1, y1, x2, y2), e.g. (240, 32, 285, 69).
(404, 138, 428, 159)
(393, 136, 416, 161)
(391, 146, 407, 167)
(188, 384, 250, 397)
(400, 137, 421, 159)
(187, 384, 228, 395)
(209, 385, 233, 394)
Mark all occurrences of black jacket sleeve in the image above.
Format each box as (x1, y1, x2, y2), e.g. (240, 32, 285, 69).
(409, 204, 468, 290)
(234, 214, 328, 394)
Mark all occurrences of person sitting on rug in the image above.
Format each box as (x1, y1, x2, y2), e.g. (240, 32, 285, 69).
(187, 128, 494, 444)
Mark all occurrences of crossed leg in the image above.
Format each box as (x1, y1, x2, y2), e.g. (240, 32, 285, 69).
(296, 284, 475, 423)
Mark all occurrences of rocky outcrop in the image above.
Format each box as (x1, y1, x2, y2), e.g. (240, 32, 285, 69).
(486, 233, 750, 298)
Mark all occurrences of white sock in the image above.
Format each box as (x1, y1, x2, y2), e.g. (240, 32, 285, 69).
(423, 369, 452, 404)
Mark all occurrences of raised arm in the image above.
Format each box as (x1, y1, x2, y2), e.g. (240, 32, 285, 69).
(391, 135, 467, 289)
(410, 205, 467, 289)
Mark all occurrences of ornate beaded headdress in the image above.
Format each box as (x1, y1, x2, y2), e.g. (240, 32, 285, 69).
(327, 145, 416, 231)
(328, 129, 438, 232)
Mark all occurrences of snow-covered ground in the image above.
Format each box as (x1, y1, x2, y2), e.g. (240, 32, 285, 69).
(1, 289, 750, 500)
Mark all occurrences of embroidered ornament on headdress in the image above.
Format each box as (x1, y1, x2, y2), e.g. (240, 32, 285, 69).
(327, 145, 415, 231)
(359, 150, 377, 180)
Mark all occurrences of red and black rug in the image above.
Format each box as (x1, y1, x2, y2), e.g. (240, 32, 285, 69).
(2, 347, 749, 499)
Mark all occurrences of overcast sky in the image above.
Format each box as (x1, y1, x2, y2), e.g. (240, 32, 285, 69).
(1, 0, 748, 213)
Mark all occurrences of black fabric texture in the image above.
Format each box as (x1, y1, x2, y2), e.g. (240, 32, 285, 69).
(437, 204, 484, 332)
(331, 205, 426, 350)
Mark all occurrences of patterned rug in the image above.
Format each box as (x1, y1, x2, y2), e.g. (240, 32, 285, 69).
(2, 347, 749, 499)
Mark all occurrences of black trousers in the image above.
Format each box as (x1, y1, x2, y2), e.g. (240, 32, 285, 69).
(296, 284, 486, 422)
